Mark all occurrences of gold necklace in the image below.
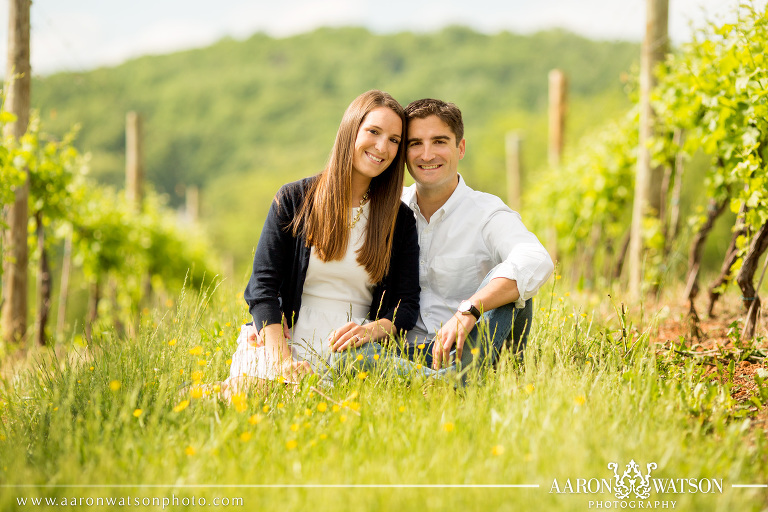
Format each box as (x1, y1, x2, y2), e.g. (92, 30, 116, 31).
(349, 189, 370, 229)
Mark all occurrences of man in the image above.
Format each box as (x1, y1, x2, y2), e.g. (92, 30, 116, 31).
(400, 98, 553, 370)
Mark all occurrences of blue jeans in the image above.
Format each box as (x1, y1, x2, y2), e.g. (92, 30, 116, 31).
(404, 296, 533, 369)
(334, 275, 534, 380)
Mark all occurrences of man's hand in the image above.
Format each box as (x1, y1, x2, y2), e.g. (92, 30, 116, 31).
(247, 319, 291, 347)
(432, 312, 477, 370)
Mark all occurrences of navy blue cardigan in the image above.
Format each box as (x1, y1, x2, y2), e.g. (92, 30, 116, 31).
(245, 176, 420, 335)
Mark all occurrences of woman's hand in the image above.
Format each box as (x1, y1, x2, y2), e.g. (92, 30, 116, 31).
(247, 316, 291, 347)
(329, 319, 394, 352)
(276, 358, 313, 382)
(328, 322, 369, 352)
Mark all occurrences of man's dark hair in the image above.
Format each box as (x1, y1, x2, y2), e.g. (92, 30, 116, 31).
(404, 98, 464, 145)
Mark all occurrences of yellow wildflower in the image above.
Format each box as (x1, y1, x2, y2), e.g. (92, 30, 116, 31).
(232, 394, 247, 413)
(525, 384, 535, 394)
(248, 414, 262, 425)
(290, 423, 299, 432)
(286, 440, 298, 450)
(358, 372, 368, 380)
(189, 346, 203, 356)
(262, 405, 270, 413)
(492, 445, 505, 456)
(185, 446, 196, 456)
(190, 386, 203, 399)
(332, 405, 341, 413)
(109, 380, 121, 392)
(443, 422, 455, 433)
(168, 339, 177, 346)
(133, 409, 143, 418)
(173, 400, 190, 412)
(239, 432, 252, 442)
(575, 395, 586, 406)
(339, 415, 347, 423)
(317, 402, 327, 412)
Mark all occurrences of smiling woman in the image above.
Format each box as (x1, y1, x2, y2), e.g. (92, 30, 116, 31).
(221, 89, 419, 392)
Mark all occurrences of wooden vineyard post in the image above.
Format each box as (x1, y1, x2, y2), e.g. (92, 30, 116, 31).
(548, 69, 567, 168)
(1, 0, 32, 344)
(186, 185, 199, 224)
(505, 132, 522, 212)
(125, 111, 144, 209)
(628, 0, 669, 297)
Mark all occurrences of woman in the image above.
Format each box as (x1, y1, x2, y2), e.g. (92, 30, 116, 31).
(224, 90, 419, 389)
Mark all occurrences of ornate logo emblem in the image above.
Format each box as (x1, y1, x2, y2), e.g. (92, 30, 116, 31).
(607, 460, 658, 500)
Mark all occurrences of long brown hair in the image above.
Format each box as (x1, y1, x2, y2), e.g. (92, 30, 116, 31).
(291, 90, 406, 283)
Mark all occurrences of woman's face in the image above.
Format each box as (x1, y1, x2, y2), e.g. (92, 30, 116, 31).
(351, 107, 402, 182)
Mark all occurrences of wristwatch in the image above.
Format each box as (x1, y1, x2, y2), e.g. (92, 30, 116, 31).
(458, 300, 481, 320)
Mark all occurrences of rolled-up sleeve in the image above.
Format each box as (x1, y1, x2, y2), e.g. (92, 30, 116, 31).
(482, 209, 554, 308)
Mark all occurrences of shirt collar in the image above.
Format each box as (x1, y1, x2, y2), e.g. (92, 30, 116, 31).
(405, 174, 468, 221)
(437, 174, 469, 220)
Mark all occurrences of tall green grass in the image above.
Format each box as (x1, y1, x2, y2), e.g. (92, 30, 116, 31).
(1, 280, 766, 511)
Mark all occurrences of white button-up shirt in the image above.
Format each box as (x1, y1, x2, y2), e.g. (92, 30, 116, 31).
(402, 175, 554, 345)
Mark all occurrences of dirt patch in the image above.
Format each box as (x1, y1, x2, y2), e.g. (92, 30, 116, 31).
(650, 296, 768, 434)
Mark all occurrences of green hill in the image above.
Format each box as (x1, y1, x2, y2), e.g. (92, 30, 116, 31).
(32, 26, 638, 275)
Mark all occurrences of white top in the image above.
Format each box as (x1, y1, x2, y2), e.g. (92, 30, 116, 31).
(402, 175, 554, 345)
(302, 201, 374, 309)
(226, 203, 374, 380)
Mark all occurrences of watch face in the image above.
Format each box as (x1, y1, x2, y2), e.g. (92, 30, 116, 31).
(459, 300, 480, 319)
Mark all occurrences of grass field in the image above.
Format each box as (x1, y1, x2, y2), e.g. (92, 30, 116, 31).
(1, 279, 766, 512)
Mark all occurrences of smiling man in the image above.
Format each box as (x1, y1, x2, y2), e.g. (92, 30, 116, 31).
(401, 98, 554, 370)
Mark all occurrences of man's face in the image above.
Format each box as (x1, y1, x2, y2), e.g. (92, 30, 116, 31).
(406, 115, 465, 193)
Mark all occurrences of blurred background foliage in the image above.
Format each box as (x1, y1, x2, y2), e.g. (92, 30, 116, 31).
(31, 26, 639, 276)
